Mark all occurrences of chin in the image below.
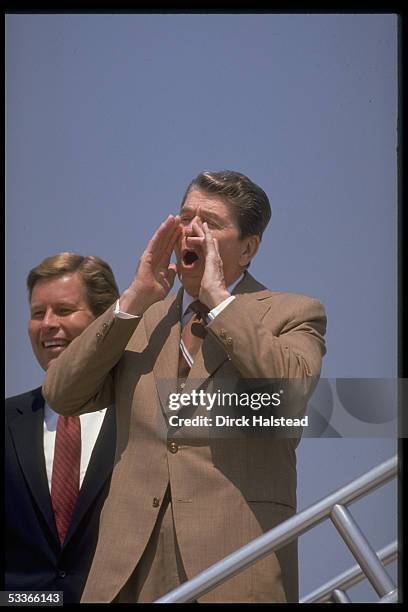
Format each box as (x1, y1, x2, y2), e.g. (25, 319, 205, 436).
(43, 361, 52, 371)
(43, 356, 59, 371)
(179, 274, 201, 298)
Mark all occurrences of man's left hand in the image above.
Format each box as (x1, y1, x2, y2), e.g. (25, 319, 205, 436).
(186, 221, 231, 309)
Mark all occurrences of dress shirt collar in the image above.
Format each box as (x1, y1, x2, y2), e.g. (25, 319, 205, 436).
(44, 403, 59, 432)
(182, 272, 244, 319)
(44, 402, 105, 430)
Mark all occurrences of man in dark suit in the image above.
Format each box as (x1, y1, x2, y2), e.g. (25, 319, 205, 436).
(43, 171, 327, 603)
(5, 252, 119, 603)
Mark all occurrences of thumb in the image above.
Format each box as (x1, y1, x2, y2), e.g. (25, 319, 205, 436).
(212, 237, 221, 258)
(167, 263, 177, 288)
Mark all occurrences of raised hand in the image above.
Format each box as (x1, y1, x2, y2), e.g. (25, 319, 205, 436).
(186, 221, 231, 310)
(120, 215, 182, 315)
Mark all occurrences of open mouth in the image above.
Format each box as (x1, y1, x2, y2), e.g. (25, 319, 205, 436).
(182, 250, 199, 267)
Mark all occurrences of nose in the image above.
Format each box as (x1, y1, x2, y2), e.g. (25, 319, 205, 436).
(184, 214, 202, 235)
(41, 308, 59, 329)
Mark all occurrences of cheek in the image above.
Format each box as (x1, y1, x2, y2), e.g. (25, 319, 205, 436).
(28, 323, 39, 344)
(216, 236, 239, 258)
(66, 313, 95, 338)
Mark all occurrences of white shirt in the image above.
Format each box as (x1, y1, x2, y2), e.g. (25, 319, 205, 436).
(43, 404, 107, 490)
(115, 274, 243, 323)
(177, 276, 243, 367)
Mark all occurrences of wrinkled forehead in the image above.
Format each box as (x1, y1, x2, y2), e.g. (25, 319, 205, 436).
(180, 188, 237, 221)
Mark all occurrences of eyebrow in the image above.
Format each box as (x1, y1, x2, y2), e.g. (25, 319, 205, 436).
(30, 300, 79, 311)
(180, 207, 222, 222)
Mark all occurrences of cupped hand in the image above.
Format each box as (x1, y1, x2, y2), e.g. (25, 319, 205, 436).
(186, 221, 231, 310)
(120, 215, 182, 315)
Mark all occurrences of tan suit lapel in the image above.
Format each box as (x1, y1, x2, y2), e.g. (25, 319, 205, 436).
(144, 289, 182, 416)
(184, 334, 228, 391)
(148, 273, 273, 414)
(183, 271, 271, 395)
(232, 270, 272, 300)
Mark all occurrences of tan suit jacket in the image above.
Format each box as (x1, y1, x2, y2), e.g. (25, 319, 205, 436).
(43, 272, 327, 603)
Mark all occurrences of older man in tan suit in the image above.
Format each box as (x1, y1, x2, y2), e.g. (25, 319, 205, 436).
(43, 170, 327, 603)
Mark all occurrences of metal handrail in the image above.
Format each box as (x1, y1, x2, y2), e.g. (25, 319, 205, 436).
(378, 589, 398, 604)
(155, 455, 397, 603)
(300, 541, 398, 603)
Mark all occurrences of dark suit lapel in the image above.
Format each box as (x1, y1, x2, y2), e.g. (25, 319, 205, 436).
(8, 389, 59, 543)
(63, 406, 116, 547)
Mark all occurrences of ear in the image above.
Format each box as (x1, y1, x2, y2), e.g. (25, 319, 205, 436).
(239, 235, 260, 267)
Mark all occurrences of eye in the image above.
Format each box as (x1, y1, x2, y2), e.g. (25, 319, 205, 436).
(57, 308, 74, 316)
(203, 219, 218, 229)
(180, 216, 192, 226)
(31, 310, 45, 320)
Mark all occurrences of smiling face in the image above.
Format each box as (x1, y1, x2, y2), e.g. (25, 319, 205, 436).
(28, 272, 95, 371)
(175, 188, 259, 297)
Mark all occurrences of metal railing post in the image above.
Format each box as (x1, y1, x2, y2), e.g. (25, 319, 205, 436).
(330, 504, 395, 597)
(332, 589, 352, 603)
(378, 589, 398, 603)
(300, 541, 398, 603)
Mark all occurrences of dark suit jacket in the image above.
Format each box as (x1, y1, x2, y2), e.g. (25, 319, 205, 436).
(4, 387, 116, 603)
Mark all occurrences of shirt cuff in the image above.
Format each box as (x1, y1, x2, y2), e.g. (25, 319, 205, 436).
(114, 298, 143, 319)
(207, 295, 236, 321)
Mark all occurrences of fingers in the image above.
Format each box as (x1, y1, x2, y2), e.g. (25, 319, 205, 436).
(198, 223, 227, 307)
(144, 215, 173, 253)
(185, 220, 205, 251)
(202, 222, 218, 257)
(167, 263, 177, 288)
(163, 216, 182, 260)
(212, 236, 221, 258)
(160, 216, 182, 256)
(184, 218, 204, 237)
(146, 215, 181, 263)
(191, 220, 205, 237)
(186, 236, 205, 250)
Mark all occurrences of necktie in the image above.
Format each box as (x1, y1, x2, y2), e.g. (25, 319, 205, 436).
(51, 415, 81, 545)
(178, 300, 210, 382)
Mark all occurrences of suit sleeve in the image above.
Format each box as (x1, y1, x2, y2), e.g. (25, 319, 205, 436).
(42, 303, 142, 416)
(207, 293, 327, 380)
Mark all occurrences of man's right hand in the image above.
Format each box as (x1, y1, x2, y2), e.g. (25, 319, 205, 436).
(119, 215, 182, 316)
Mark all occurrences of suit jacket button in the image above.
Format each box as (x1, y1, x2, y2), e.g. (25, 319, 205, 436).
(96, 333, 102, 339)
(152, 497, 160, 507)
(59, 570, 67, 578)
(220, 329, 227, 339)
(168, 441, 179, 453)
(103, 322, 109, 329)
(226, 337, 233, 346)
